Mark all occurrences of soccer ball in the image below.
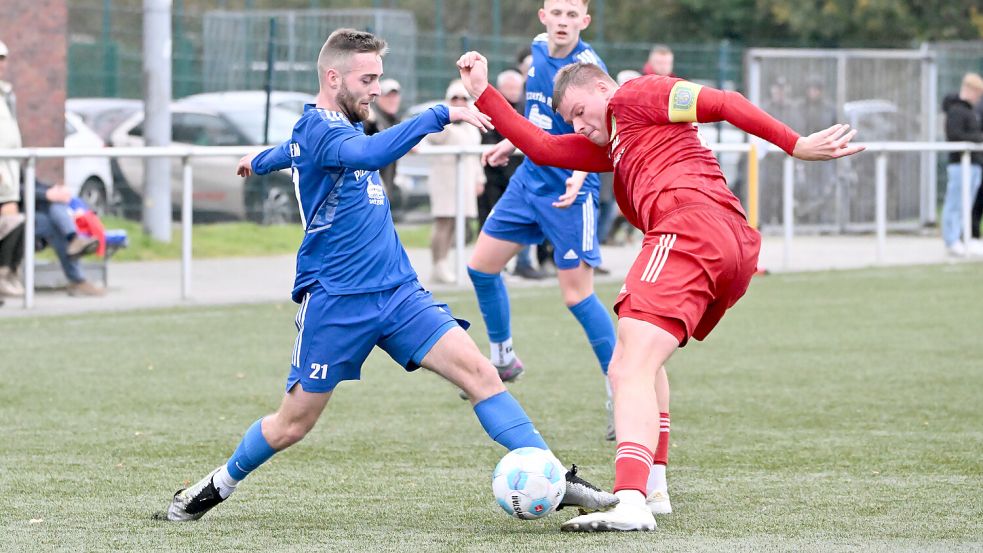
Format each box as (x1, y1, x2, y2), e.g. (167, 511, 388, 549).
(491, 447, 566, 520)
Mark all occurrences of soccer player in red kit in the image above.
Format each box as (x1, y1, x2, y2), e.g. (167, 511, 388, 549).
(457, 51, 864, 532)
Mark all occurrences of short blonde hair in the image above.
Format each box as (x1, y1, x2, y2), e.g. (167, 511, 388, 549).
(553, 62, 615, 112)
(316, 28, 388, 86)
(962, 73, 983, 93)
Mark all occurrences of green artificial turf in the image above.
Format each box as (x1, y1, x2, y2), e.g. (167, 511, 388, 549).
(1, 264, 981, 552)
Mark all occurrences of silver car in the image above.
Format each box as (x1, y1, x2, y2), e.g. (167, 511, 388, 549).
(109, 91, 313, 223)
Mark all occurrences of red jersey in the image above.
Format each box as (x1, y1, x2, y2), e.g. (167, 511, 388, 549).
(474, 75, 800, 232)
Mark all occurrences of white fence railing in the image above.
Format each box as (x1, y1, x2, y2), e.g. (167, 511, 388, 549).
(1, 141, 981, 309)
(780, 142, 983, 269)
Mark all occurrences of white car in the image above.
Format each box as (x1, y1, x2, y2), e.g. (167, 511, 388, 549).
(64, 111, 114, 215)
(109, 91, 312, 223)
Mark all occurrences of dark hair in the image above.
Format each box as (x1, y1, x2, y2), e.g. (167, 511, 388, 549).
(553, 62, 614, 112)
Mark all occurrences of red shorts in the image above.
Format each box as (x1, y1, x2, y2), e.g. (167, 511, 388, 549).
(613, 191, 761, 346)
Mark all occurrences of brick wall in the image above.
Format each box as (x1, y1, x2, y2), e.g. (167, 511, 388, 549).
(0, 0, 67, 183)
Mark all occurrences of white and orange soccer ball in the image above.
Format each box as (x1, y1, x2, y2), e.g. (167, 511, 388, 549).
(491, 447, 566, 520)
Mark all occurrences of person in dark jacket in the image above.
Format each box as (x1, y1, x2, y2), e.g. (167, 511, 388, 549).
(972, 90, 983, 242)
(941, 73, 983, 256)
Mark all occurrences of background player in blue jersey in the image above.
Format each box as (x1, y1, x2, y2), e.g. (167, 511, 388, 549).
(466, 0, 621, 440)
(163, 28, 616, 522)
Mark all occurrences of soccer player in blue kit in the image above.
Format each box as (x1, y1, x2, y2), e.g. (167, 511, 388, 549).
(467, 0, 631, 442)
(163, 29, 617, 522)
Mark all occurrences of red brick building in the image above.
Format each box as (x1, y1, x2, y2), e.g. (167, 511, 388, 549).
(0, 0, 67, 183)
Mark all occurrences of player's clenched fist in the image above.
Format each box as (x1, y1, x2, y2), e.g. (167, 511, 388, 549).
(457, 51, 490, 98)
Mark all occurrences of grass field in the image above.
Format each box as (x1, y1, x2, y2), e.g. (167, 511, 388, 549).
(2, 264, 982, 552)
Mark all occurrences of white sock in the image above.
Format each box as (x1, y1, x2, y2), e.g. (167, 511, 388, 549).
(213, 465, 240, 499)
(605, 375, 613, 402)
(646, 463, 667, 496)
(614, 489, 646, 506)
(490, 338, 515, 366)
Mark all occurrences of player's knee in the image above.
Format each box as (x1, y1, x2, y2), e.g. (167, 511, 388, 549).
(266, 417, 316, 449)
(561, 286, 591, 306)
(461, 358, 505, 397)
(606, 360, 633, 393)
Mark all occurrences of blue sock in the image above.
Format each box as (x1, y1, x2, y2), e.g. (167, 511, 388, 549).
(468, 267, 511, 343)
(474, 391, 549, 451)
(226, 418, 277, 481)
(569, 294, 616, 375)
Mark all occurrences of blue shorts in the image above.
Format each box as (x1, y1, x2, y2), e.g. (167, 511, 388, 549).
(286, 279, 469, 393)
(481, 181, 601, 270)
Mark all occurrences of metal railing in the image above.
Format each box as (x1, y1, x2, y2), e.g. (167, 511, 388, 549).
(2, 141, 981, 309)
(778, 142, 983, 269)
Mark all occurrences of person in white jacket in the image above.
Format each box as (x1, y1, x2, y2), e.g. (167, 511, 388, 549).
(425, 80, 485, 283)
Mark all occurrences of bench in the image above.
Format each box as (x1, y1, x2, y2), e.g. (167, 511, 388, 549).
(34, 229, 129, 289)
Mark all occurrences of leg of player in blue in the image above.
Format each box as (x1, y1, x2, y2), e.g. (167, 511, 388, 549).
(166, 282, 618, 522)
(468, 230, 531, 381)
(467, 266, 523, 381)
(567, 292, 617, 440)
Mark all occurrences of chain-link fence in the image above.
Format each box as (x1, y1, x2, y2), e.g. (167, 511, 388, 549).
(747, 48, 937, 232)
(67, 1, 746, 106)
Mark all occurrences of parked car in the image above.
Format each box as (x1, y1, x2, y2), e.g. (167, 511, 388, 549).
(66, 98, 143, 142)
(64, 111, 114, 215)
(109, 91, 314, 223)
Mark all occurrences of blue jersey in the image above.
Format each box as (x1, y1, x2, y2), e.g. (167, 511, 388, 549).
(252, 104, 451, 301)
(512, 34, 607, 197)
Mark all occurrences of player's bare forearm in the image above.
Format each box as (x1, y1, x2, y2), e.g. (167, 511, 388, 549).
(474, 86, 613, 173)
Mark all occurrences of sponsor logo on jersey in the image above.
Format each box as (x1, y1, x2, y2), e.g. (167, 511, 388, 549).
(529, 104, 553, 130)
(613, 147, 625, 167)
(528, 65, 536, 78)
(289, 142, 300, 157)
(367, 177, 385, 206)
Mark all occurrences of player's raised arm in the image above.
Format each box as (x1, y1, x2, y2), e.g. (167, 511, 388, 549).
(457, 51, 613, 174)
(684, 80, 863, 160)
(313, 105, 493, 171)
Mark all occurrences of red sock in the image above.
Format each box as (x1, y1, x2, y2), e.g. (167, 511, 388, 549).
(613, 441, 653, 494)
(654, 412, 670, 466)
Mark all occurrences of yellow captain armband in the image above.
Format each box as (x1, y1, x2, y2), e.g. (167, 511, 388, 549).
(667, 81, 703, 123)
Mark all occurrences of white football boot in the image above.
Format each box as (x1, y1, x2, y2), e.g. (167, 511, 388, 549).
(646, 489, 672, 515)
(561, 490, 656, 532)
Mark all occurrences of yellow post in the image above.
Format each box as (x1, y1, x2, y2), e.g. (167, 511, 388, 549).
(747, 143, 759, 229)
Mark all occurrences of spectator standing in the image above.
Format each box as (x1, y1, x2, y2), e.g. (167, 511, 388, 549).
(971, 92, 983, 242)
(363, 78, 403, 215)
(642, 44, 676, 77)
(941, 73, 983, 256)
(0, 213, 24, 297)
(425, 80, 484, 283)
(0, 39, 25, 297)
(799, 77, 839, 224)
